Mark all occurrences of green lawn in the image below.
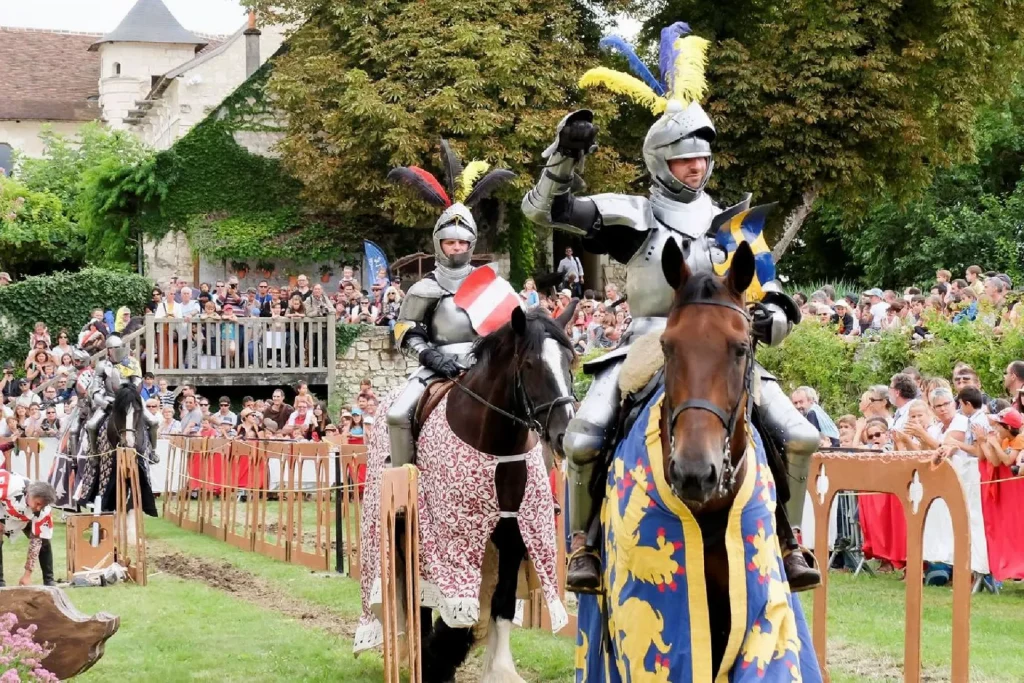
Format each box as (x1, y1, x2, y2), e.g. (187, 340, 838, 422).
(6, 516, 1022, 681)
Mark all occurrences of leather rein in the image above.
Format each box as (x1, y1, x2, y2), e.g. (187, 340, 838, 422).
(450, 348, 575, 437)
(665, 297, 755, 498)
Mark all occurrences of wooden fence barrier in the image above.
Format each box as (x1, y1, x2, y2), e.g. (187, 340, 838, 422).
(380, 465, 422, 683)
(162, 437, 333, 571)
(11, 438, 41, 481)
(809, 450, 971, 683)
(114, 447, 147, 586)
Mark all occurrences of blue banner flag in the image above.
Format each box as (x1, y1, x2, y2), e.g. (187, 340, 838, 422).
(712, 203, 777, 302)
(362, 240, 390, 292)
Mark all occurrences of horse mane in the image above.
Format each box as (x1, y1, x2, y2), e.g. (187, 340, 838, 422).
(112, 382, 140, 415)
(473, 309, 574, 366)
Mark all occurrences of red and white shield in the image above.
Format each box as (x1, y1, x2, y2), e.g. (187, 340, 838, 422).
(453, 266, 523, 336)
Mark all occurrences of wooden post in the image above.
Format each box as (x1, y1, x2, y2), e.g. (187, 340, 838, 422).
(114, 447, 147, 586)
(809, 451, 971, 683)
(144, 314, 155, 374)
(326, 312, 337, 406)
(380, 465, 422, 683)
(14, 438, 41, 481)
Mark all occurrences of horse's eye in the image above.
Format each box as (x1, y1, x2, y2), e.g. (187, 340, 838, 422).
(734, 345, 748, 360)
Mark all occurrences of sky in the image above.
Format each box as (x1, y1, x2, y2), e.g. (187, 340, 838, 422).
(0, 0, 250, 35)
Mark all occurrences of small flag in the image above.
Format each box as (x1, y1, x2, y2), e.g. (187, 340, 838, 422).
(362, 240, 390, 292)
(453, 266, 523, 336)
(713, 203, 776, 301)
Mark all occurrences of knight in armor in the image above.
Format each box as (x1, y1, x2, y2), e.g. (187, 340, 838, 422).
(66, 347, 94, 458)
(522, 24, 821, 593)
(86, 336, 159, 454)
(385, 141, 517, 467)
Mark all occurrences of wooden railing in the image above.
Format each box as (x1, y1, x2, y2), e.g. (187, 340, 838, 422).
(144, 314, 336, 387)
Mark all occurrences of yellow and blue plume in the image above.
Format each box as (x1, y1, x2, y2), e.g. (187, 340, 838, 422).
(578, 68, 667, 115)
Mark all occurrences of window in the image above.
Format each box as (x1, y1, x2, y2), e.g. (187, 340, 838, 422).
(113, 62, 121, 76)
(0, 143, 12, 176)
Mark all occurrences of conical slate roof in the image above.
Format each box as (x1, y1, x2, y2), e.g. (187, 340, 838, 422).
(88, 0, 206, 51)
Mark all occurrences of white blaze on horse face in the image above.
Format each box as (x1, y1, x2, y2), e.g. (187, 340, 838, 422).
(542, 338, 575, 420)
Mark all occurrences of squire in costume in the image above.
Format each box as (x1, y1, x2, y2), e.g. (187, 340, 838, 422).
(522, 23, 820, 593)
(386, 141, 517, 467)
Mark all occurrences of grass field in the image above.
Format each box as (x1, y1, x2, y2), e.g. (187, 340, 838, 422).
(6, 515, 1023, 681)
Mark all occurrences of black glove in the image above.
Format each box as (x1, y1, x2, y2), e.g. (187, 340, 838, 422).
(750, 304, 775, 346)
(557, 118, 599, 160)
(419, 348, 463, 379)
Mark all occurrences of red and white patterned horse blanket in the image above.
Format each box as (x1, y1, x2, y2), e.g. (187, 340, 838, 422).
(354, 391, 566, 652)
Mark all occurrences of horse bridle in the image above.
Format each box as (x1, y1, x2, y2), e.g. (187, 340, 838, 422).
(666, 298, 755, 496)
(451, 348, 576, 437)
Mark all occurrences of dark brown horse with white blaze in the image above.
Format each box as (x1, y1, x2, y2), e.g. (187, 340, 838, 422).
(422, 302, 578, 683)
(659, 238, 758, 671)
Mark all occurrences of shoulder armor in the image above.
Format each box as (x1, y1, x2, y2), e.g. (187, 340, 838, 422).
(589, 193, 649, 231)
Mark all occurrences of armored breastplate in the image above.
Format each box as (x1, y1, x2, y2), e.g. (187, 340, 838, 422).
(102, 363, 123, 395)
(625, 193, 725, 318)
(430, 296, 478, 346)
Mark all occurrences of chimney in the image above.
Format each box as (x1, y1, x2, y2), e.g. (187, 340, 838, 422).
(244, 9, 261, 78)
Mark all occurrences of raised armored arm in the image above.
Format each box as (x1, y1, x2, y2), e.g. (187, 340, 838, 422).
(522, 110, 601, 236)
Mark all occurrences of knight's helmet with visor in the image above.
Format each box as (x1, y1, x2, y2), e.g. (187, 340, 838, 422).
(580, 22, 715, 204)
(388, 140, 516, 278)
(105, 335, 127, 363)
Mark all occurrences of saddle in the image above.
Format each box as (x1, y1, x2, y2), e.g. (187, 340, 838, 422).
(412, 379, 455, 440)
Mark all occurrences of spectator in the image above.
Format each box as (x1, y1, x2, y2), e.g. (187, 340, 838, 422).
(158, 379, 175, 408)
(966, 265, 985, 296)
(14, 380, 39, 408)
(338, 266, 358, 289)
(39, 406, 60, 437)
(557, 247, 584, 287)
(159, 406, 180, 436)
(22, 404, 44, 437)
(891, 399, 936, 450)
(833, 299, 857, 336)
(282, 394, 315, 439)
(350, 296, 377, 325)
(864, 288, 888, 330)
(603, 283, 620, 307)
(377, 287, 402, 329)
(880, 300, 904, 331)
(140, 373, 159, 401)
(237, 409, 266, 441)
(310, 402, 332, 440)
(144, 397, 161, 423)
(936, 269, 952, 285)
(263, 388, 294, 435)
(836, 414, 858, 447)
(888, 373, 919, 430)
(178, 395, 203, 435)
(0, 273, 10, 286)
(565, 273, 583, 299)
(942, 386, 989, 459)
(28, 322, 50, 351)
(791, 386, 840, 447)
(213, 396, 238, 437)
(864, 416, 892, 450)
(358, 378, 376, 402)
(50, 329, 73, 363)
(1, 363, 17, 402)
(348, 409, 366, 444)
(295, 274, 313, 302)
(982, 408, 1024, 466)
(305, 284, 333, 317)
(521, 279, 540, 309)
(1004, 361, 1024, 412)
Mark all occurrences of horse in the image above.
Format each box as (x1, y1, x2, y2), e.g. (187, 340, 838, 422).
(356, 303, 579, 683)
(575, 241, 821, 682)
(76, 382, 158, 517)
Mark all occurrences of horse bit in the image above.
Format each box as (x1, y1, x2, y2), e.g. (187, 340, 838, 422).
(666, 298, 756, 496)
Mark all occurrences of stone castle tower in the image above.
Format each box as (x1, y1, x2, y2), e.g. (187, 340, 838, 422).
(89, 0, 207, 130)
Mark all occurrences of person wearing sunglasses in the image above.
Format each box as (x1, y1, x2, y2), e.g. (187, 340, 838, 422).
(863, 417, 892, 451)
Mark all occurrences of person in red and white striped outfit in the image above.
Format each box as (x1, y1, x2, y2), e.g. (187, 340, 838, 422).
(0, 471, 56, 586)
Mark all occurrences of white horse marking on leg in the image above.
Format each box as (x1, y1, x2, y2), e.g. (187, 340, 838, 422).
(481, 617, 525, 683)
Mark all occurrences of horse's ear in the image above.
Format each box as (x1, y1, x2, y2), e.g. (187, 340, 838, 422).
(511, 305, 527, 336)
(555, 298, 579, 329)
(661, 238, 689, 291)
(727, 241, 756, 297)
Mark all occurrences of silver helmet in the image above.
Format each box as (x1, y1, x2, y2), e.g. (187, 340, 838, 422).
(105, 335, 127, 363)
(433, 203, 477, 270)
(643, 100, 715, 204)
(71, 347, 92, 368)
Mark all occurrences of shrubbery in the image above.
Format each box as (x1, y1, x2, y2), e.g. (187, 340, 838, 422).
(0, 268, 151, 366)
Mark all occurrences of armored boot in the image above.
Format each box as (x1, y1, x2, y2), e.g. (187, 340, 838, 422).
(755, 372, 822, 591)
(563, 361, 622, 594)
(387, 373, 429, 468)
(39, 539, 56, 586)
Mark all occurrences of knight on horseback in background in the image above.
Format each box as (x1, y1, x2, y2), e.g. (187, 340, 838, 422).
(86, 336, 159, 455)
(385, 142, 516, 467)
(522, 22, 821, 593)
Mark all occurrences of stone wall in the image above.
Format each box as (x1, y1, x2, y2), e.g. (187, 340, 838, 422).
(335, 326, 417, 403)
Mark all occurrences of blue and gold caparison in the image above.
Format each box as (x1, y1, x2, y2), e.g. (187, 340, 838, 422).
(576, 389, 822, 683)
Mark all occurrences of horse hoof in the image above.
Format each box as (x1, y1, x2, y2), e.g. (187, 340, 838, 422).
(481, 671, 527, 683)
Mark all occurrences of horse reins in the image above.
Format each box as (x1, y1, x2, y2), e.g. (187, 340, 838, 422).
(449, 349, 576, 437)
(666, 298, 755, 497)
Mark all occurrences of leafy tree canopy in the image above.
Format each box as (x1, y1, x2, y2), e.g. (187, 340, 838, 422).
(624, 0, 1024, 258)
(0, 176, 81, 278)
(249, 0, 638, 233)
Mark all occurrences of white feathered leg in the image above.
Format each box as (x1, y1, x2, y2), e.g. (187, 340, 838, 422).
(480, 617, 525, 683)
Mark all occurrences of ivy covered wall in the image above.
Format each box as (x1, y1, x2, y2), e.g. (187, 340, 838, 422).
(139, 55, 425, 277)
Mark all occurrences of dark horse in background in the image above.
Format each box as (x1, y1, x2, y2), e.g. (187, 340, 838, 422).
(75, 383, 158, 517)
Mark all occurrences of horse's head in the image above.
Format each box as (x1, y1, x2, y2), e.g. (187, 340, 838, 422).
(474, 302, 579, 457)
(660, 239, 756, 508)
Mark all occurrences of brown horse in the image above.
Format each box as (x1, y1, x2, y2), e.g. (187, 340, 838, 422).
(659, 238, 757, 671)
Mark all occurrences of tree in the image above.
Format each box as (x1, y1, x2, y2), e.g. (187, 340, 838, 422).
(631, 0, 1024, 260)
(249, 0, 637, 255)
(0, 176, 82, 277)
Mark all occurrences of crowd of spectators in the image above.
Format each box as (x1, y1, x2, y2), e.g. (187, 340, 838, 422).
(799, 265, 1020, 338)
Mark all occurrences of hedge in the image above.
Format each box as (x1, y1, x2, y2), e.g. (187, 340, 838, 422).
(0, 268, 152, 366)
(758, 317, 1024, 417)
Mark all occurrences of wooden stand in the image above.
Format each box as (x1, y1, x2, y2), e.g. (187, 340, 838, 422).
(809, 451, 971, 682)
(114, 447, 147, 586)
(380, 465, 422, 683)
(65, 513, 115, 576)
(13, 438, 41, 481)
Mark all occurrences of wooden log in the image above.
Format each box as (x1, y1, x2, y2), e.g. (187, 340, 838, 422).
(0, 586, 119, 679)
